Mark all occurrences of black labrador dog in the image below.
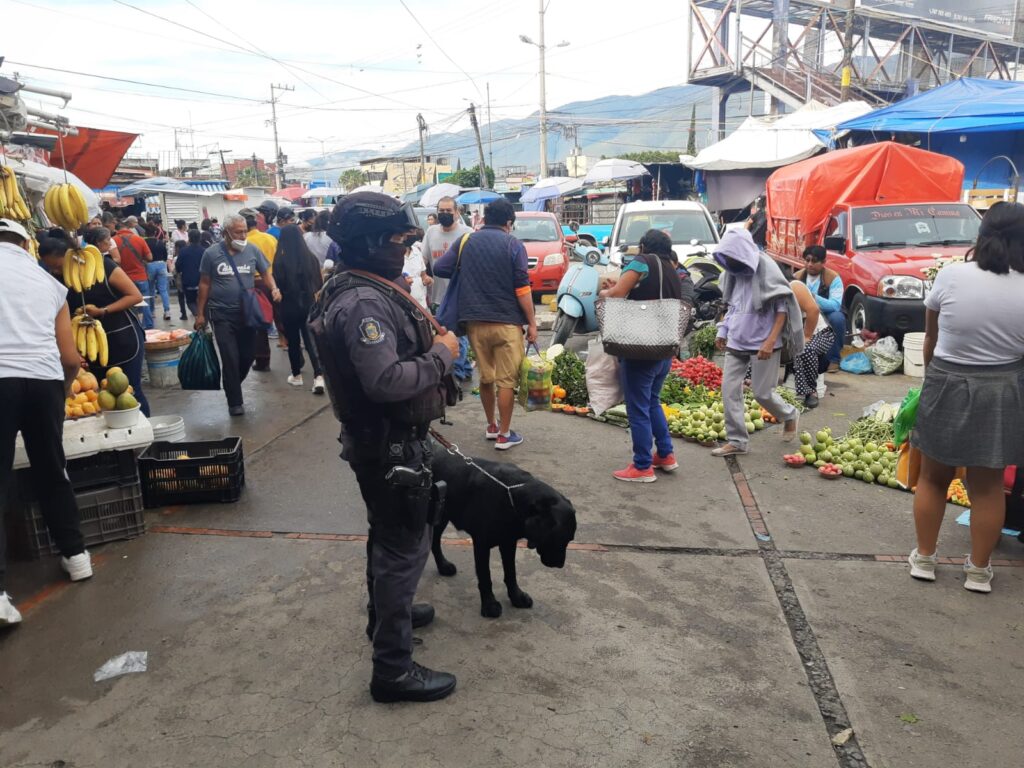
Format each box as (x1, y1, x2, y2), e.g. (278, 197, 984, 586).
(430, 446, 577, 618)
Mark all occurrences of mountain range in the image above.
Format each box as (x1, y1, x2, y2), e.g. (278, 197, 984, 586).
(305, 84, 767, 181)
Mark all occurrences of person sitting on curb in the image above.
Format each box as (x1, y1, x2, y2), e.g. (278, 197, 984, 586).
(793, 245, 845, 371)
(711, 228, 804, 457)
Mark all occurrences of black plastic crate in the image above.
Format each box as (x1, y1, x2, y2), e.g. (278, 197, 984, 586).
(66, 449, 138, 491)
(137, 437, 244, 507)
(7, 480, 145, 559)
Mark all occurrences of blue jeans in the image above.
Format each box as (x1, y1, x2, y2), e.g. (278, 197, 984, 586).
(146, 261, 171, 317)
(453, 335, 472, 380)
(621, 357, 673, 470)
(825, 309, 846, 362)
(133, 279, 154, 329)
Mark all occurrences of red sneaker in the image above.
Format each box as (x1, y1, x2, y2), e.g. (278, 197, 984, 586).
(652, 453, 679, 472)
(612, 464, 656, 483)
(485, 423, 499, 440)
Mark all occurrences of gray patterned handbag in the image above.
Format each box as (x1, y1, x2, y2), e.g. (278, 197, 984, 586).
(596, 256, 689, 360)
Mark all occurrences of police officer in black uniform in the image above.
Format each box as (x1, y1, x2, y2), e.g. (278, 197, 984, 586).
(309, 192, 460, 703)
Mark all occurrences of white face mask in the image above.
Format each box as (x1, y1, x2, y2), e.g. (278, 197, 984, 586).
(230, 239, 248, 251)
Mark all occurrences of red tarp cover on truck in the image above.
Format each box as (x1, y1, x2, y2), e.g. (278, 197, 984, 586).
(765, 142, 964, 241)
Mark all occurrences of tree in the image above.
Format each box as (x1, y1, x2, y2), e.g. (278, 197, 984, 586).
(339, 169, 368, 191)
(686, 104, 697, 156)
(618, 150, 683, 164)
(234, 166, 272, 187)
(446, 164, 494, 188)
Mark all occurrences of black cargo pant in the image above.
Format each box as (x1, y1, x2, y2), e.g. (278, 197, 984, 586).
(0, 378, 85, 591)
(209, 308, 256, 408)
(349, 438, 433, 679)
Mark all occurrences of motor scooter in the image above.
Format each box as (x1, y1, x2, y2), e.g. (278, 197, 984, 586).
(551, 238, 604, 346)
(682, 242, 724, 328)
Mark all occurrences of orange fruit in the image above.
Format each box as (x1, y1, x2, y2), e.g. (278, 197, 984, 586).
(74, 392, 88, 404)
(71, 379, 81, 394)
(81, 402, 97, 415)
(71, 406, 85, 417)
(85, 390, 99, 403)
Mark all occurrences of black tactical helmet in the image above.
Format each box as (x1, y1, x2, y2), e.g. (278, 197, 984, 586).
(256, 199, 279, 218)
(327, 192, 418, 247)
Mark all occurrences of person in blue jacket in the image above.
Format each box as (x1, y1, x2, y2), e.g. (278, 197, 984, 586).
(794, 245, 845, 367)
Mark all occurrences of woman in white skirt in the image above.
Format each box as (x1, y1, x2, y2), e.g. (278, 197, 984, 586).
(909, 202, 1024, 593)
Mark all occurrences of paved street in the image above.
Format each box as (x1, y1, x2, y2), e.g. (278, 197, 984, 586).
(2, 343, 1022, 768)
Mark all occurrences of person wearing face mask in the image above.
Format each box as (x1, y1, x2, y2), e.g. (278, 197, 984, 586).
(195, 214, 281, 416)
(308, 192, 460, 703)
(421, 197, 473, 379)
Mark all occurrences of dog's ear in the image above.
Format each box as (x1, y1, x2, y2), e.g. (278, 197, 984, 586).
(524, 503, 555, 547)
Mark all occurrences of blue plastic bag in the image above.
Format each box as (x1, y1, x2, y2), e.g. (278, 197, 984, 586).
(840, 351, 872, 374)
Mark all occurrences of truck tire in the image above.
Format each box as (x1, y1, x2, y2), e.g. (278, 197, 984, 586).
(551, 312, 579, 346)
(847, 294, 869, 342)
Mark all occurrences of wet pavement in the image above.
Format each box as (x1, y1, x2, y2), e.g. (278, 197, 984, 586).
(1, 341, 1022, 768)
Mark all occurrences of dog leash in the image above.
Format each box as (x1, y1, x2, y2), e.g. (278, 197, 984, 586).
(429, 427, 525, 509)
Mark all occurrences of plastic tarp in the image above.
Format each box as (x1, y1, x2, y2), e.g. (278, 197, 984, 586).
(834, 78, 1024, 135)
(686, 101, 874, 171)
(32, 126, 138, 189)
(765, 142, 964, 240)
(3, 157, 101, 217)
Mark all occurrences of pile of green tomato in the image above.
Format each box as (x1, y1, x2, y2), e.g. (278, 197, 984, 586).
(668, 399, 766, 442)
(797, 429, 900, 488)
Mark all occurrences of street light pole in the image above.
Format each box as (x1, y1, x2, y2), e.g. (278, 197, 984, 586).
(538, 0, 548, 178)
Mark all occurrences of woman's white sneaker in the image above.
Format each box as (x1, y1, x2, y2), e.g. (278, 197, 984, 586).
(61, 551, 93, 581)
(312, 375, 325, 394)
(907, 548, 937, 581)
(963, 556, 993, 593)
(287, 375, 304, 387)
(0, 592, 22, 625)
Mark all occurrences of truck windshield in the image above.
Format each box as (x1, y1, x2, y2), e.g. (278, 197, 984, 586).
(513, 218, 560, 242)
(618, 211, 716, 246)
(851, 205, 980, 250)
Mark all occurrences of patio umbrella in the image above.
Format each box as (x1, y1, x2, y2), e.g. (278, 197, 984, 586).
(520, 176, 584, 204)
(347, 183, 388, 195)
(456, 189, 502, 204)
(401, 182, 435, 204)
(274, 185, 308, 201)
(420, 182, 461, 208)
(583, 158, 650, 185)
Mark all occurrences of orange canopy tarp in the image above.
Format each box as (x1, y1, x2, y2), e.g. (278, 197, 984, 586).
(31, 126, 139, 189)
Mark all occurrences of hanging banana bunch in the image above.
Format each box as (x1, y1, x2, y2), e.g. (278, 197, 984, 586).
(61, 245, 104, 292)
(44, 182, 89, 231)
(0, 165, 32, 220)
(71, 310, 109, 366)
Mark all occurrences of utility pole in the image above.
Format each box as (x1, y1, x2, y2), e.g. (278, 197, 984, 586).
(486, 82, 494, 176)
(416, 113, 428, 185)
(251, 153, 259, 186)
(217, 148, 230, 180)
(467, 104, 488, 189)
(537, 0, 548, 177)
(839, 0, 856, 101)
(268, 83, 294, 189)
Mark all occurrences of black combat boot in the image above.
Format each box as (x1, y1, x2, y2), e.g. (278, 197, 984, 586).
(365, 602, 435, 640)
(370, 662, 456, 703)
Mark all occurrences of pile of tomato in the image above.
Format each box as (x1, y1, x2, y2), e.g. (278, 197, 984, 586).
(671, 356, 723, 390)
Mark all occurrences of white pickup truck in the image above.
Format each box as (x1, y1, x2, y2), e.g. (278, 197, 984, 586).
(606, 200, 721, 267)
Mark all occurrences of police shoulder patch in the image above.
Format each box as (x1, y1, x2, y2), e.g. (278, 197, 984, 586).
(359, 316, 385, 345)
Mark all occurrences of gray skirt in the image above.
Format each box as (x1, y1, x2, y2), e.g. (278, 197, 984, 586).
(911, 357, 1024, 468)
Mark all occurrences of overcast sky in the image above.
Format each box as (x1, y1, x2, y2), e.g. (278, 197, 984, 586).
(5, 0, 691, 167)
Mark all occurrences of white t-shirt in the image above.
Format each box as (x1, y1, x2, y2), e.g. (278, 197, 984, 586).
(0, 242, 68, 380)
(304, 231, 331, 266)
(404, 243, 428, 306)
(925, 261, 1024, 365)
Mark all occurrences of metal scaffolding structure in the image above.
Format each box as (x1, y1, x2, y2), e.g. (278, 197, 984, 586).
(688, 0, 1024, 137)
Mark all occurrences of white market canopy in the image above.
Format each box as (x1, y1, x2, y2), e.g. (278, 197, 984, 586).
(684, 101, 874, 172)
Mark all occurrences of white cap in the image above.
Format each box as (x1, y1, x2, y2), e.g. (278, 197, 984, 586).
(0, 218, 30, 242)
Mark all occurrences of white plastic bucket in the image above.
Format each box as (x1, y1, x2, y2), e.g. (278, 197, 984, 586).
(150, 414, 186, 443)
(903, 332, 926, 377)
(146, 347, 182, 388)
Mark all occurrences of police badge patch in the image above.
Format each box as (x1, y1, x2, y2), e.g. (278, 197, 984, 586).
(359, 317, 385, 345)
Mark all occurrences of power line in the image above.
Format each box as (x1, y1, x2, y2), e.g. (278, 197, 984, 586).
(398, 0, 483, 97)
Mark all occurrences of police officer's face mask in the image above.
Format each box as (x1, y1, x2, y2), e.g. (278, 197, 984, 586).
(368, 234, 413, 280)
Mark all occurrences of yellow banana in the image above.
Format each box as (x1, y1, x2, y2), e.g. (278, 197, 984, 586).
(94, 321, 109, 366)
(58, 185, 73, 229)
(79, 250, 96, 289)
(45, 186, 65, 229)
(62, 248, 73, 287)
(86, 324, 98, 362)
(69, 252, 82, 293)
(67, 184, 88, 227)
(84, 245, 104, 283)
(71, 314, 82, 334)
(76, 324, 88, 356)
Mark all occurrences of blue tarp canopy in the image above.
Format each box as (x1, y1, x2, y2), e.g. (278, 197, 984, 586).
(834, 79, 1024, 188)
(835, 79, 1024, 135)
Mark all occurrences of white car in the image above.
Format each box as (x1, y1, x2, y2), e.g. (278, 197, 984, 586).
(606, 200, 720, 267)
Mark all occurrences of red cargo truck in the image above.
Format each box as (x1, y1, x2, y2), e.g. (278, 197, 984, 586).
(765, 142, 981, 339)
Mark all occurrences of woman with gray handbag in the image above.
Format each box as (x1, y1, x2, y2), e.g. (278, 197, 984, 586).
(598, 229, 687, 483)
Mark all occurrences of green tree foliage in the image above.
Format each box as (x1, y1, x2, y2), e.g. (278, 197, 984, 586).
(339, 169, 368, 191)
(234, 166, 272, 188)
(446, 164, 495, 188)
(687, 104, 697, 156)
(617, 150, 683, 164)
